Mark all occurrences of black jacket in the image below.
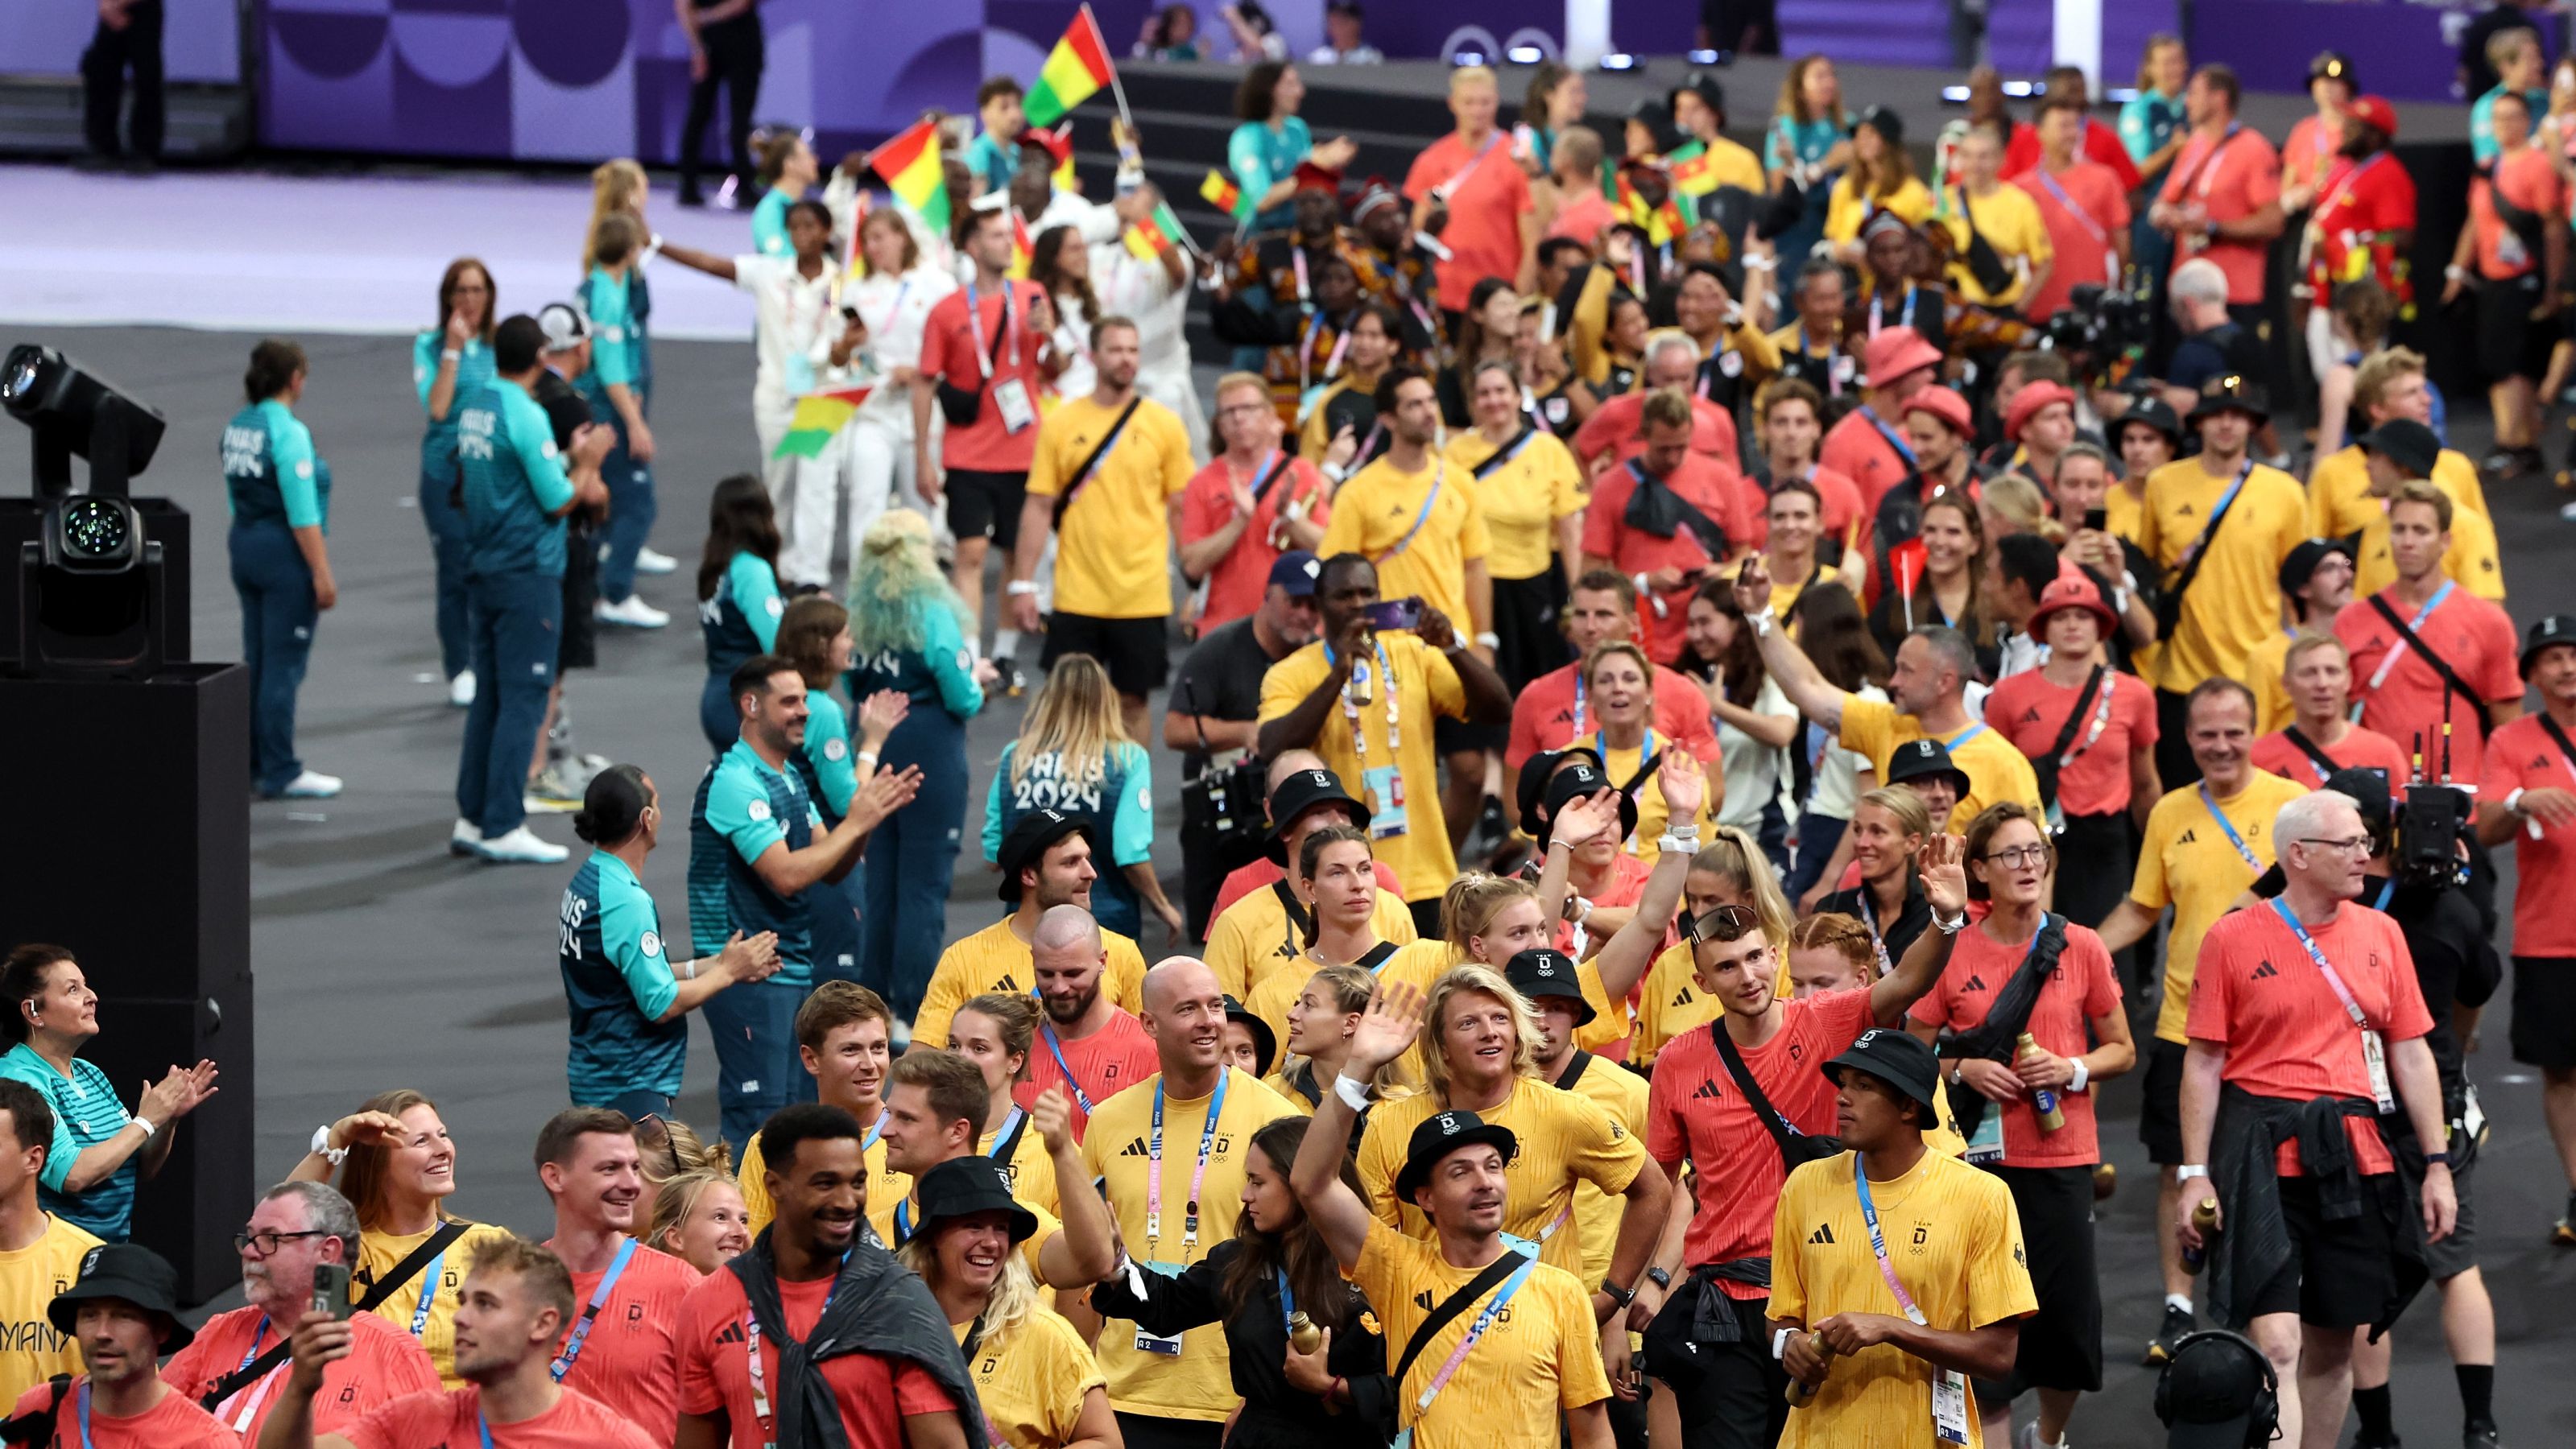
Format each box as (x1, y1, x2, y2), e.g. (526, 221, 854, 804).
(728, 1228, 988, 1449)
(1090, 1239, 1395, 1449)
(2206, 1084, 2427, 1336)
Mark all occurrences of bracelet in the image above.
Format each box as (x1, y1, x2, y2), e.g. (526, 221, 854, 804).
(1659, 828, 1701, 856)
(1644, 1265, 1672, 1290)
(2175, 1164, 2209, 1183)
(1005, 580, 1040, 597)
(440, 348, 462, 361)
(1333, 1073, 1372, 1112)
(855, 750, 879, 771)
(1772, 1327, 1795, 1360)
(308, 1124, 346, 1166)
(1931, 907, 1966, 935)
(1751, 607, 1776, 638)
(679, 956, 698, 980)
(2067, 1059, 2090, 1094)
(2506, 787, 2527, 815)
(2424, 1150, 2452, 1167)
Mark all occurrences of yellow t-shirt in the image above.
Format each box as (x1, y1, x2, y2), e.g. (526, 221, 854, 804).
(955, 1309, 1105, 1449)
(1259, 636, 1469, 902)
(1357, 1075, 1648, 1279)
(1838, 695, 2044, 833)
(2233, 628, 2299, 737)
(1298, 372, 1383, 459)
(2103, 484, 2146, 547)
(1694, 135, 1769, 196)
(1824, 175, 1937, 244)
(353, 1220, 521, 1388)
(2348, 486, 2506, 602)
(2136, 459, 2311, 692)
(1204, 882, 1418, 1001)
(1767, 1150, 2037, 1449)
(0, 1214, 102, 1406)
(1077, 1067, 1301, 1420)
(1630, 941, 1719, 1068)
(916, 917, 1149, 1051)
(1594, 737, 1719, 865)
(1351, 1221, 1611, 1449)
(2130, 770, 2311, 1043)
(1024, 394, 1196, 619)
(1444, 428, 1586, 582)
(1317, 452, 1491, 630)
(737, 1119, 906, 1236)
(1937, 184, 2052, 308)
(1553, 1052, 1649, 1288)
(2309, 444, 2490, 544)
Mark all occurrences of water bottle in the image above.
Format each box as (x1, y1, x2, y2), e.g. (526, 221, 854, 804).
(2016, 1033, 2065, 1133)
(2183, 1197, 2219, 1275)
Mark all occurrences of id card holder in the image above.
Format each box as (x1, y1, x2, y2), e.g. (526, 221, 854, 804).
(1134, 1260, 1186, 1356)
(2363, 1029, 2395, 1114)
(994, 377, 1038, 434)
(2461, 1080, 2487, 1146)
(1933, 1368, 1970, 1443)
(1499, 1231, 1541, 1259)
(1362, 765, 1409, 840)
(1963, 1104, 2007, 1166)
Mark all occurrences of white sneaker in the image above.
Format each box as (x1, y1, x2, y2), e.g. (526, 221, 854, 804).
(594, 594, 671, 629)
(475, 825, 569, 864)
(634, 547, 680, 576)
(2559, 497, 2576, 522)
(276, 770, 342, 799)
(447, 669, 476, 708)
(449, 819, 483, 857)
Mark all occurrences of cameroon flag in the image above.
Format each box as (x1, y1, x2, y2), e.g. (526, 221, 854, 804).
(1199, 168, 1245, 221)
(774, 386, 874, 460)
(867, 120, 948, 236)
(1123, 201, 1189, 260)
(1024, 6, 1116, 128)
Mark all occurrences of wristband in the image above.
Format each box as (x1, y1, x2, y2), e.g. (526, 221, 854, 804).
(1644, 1265, 1672, 1290)
(1474, 632, 1501, 650)
(855, 750, 879, 771)
(309, 1125, 346, 1166)
(2067, 1059, 2090, 1094)
(1333, 1073, 1372, 1112)
(2506, 787, 2527, 815)
(1772, 1327, 1795, 1360)
(679, 956, 698, 980)
(2424, 1150, 2452, 1167)
(440, 348, 462, 361)
(1751, 607, 1776, 638)
(2175, 1164, 2209, 1183)
(1005, 580, 1040, 597)
(2445, 264, 2468, 283)
(1931, 907, 1966, 935)
(1600, 1278, 1636, 1309)
(1659, 828, 1702, 856)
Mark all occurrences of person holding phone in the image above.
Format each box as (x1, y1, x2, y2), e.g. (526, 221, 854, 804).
(415, 259, 497, 709)
(163, 1183, 438, 1441)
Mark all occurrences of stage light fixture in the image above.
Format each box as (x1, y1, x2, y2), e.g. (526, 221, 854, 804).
(3, 343, 172, 675)
(1507, 44, 1543, 64)
(2, 344, 167, 500)
(1598, 52, 1637, 70)
(1453, 49, 1488, 65)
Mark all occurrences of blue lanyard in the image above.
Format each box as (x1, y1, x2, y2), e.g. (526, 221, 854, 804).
(411, 1245, 449, 1338)
(1276, 1267, 1298, 1335)
(1799, 325, 1843, 397)
(76, 1383, 93, 1449)
(1376, 463, 1448, 564)
(1595, 726, 1656, 766)
(988, 1107, 1026, 1158)
(478, 1410, 496, 1449)
(1851, 1158, 1929, 1326)
(2032, 165, 2109, 247)
(2198, 783, 2262, 870)
(1147, 1071, 1230, 1249)
(864, 1113, 886, 1153)
(1039, 1022, 1100, 1116)
(549, 1236, 637, 1381)
(1859, 406, 1918, 467)
(236, 1315, 271, 1375)
(1944, 723, 1987, 753)
(2266, 898, 2367, 1026)
(2372, 879, 2396, 911)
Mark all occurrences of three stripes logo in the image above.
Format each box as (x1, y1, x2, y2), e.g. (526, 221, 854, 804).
(1414, 1289, 1438, 1311)
(2251, 960, 2280, 981)
(994, 973, 1021, 993)
(1119, 1137, 1152, 1157)
(1808, 1224, 1836, 1245)
(1962, 974, 1989, 993)
(1691, 1080, 1722, 1101)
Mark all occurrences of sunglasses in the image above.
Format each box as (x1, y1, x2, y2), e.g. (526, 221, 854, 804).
(1681, 903, 1760, 944)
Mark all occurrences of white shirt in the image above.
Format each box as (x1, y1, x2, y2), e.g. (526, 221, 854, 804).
(1050, 291, 1098, 398)
(1996, 629, 2049, 681)
(1717, 675, 1797, 831)
(1308, 43, 1383, 64)
(833, 265, 958, 417)
(1092, 239, 1191, 369)
(734, 253, 837, 401)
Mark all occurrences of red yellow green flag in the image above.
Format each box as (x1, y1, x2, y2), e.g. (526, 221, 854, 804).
(1024, 6, 1116, 128)
(1199, 168, 1245, 220)
(774, 386, 874, 460)
(867, 120, 948, 237)
(1123, 201, 1189, 260)
(1008, 213, 1034, 279)
(1664, 141, 1719, 198)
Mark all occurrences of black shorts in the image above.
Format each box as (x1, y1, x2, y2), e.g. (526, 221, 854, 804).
(2387, 1121, 2481, 1279)
(1042, 612, 1172, 698)
(1491, 568, 1573, 696)
(557, 526, 599, 672)
(945, 468, 1028, 548)
(1974, 1165, 2103, 1397)
(2510, 956, 2576, 1070)
(2139, 1037, 2187, 1165)
(2476, 277, 2554, 384)
(1640, 1281, 1788, 1449)
(2245, 1173, 2400, 1327)
(1435, 714, 1507, 755)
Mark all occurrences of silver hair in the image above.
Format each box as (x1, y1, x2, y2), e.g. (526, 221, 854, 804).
(2170, 258, 2228, 309)
(1644, 328, 1702, 371)
(2275, 791, 2361, 861)
(1910, 625, 1979, 691)
(262, 1179, 363, 1260)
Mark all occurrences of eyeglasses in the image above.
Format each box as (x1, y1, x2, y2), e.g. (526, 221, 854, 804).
(1682, 903, 1760, 944)
(1982, 844, 2051, 868)
(234, 1228, 332, 1257)
(2297, 836, 2374, 856)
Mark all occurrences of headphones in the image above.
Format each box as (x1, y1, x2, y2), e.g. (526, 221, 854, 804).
(2153, 1329, 2279, 1449)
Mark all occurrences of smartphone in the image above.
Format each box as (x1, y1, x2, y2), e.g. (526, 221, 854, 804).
(2082, 507, 2107, 533)
(311, 1262, 350, 1321)
(1362, 598, 1424, 633)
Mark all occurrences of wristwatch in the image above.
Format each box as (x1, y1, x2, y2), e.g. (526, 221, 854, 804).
(1644, 1266, 1673, 1290)
(1005, 580, 1040, 597)
(1600, 1278, 1637, 1310)
(1772, 1327, 1797, 1360)
(2424, 1150, 2453, 1168)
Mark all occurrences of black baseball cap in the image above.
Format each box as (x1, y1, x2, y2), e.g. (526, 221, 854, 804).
(2520, 614, 2576, 678)
(1884, 738, 1970, 799)
(1504, 948, 1596, 1026)
(910, 1157, 1040, 1244)
(998, 809, 1100, 904)
(1537, 752, 1639, 848)
(1267, 766, 1371, 864)
(1223, 995, 1278, 1076)
(1394, 1108, 1520, 1202)
(48, 1243, 193, 1353)
(2355, 419, 2439, 481)
(1853, 104, 1904, 148)
(1515, 746, 1599, 836)
(2278, 537, 2354, 596)
(1821, 1026, 1943, 1118)
(2116, 396, 2183, 447)
(2322, 766, 2393, 835)
(2159, 1330, 2276, 1449)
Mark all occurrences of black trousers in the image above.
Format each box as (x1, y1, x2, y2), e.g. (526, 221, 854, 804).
(1640, 1280, 1788, 1449)
(2053, 811, 2133, 929)
(81, 0, 163, 159)
(678, 13, 763, 193)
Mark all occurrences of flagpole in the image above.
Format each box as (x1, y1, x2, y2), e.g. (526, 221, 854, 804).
(1090, 4, 1137, 134)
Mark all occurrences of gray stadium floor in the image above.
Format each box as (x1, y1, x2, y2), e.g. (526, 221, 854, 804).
(0, 324, 2571, 1445)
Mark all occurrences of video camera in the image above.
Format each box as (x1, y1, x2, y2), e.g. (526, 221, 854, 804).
(2040, 282, 2153, 382)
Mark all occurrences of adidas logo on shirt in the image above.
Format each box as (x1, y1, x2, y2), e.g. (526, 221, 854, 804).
(715, 1321, 747, 1346)
(994, 974, 1020, 992)
(1671, 988, 1696, 1007)
(2537, 756, 2553, 770)
(1691, 1080, 1723, 1101)
(1962, 974, 1988, 993)
(1415, 1289, 1438, 1311)
(2251, 961, 2279, 980)
(1809, 1224, 1836, 1245)
(2177, 828, 2198, 844)
(2020, 708, 2043, 724)
(1120, 1137, 1152, 1157)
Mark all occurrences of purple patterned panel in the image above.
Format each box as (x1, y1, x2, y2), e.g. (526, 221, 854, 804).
(394, 39, 513, 157)
(2191, 0, 2483, 103)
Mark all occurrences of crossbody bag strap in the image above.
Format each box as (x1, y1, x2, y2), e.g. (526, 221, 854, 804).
(2283, 724, 2342, 782)
(1471, 427, 1536, 480)
(204, 1220, 473, 1411)
(2031, 666, 2107, 810)
(2154, 462, 2253, 638)
(1391, 1252, 1525, 1390)
(2365, 593, 2495, 740)
(1271, 877, 1316, 941)
(1052, 396, 1145, 527)
(1710, 1022, 1810, 1169)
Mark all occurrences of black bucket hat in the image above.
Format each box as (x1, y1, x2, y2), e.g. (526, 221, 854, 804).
(1505, 947, 1596, 1026)
(1393, 1108, 1520, 1201)
(48, 1243, 193, 1353)
(1224, 995, 1279, 1076)
(1821, 1026, 1944, 1119)
(911, 1157, 1040, 1244)
(1267, 766, 1371, 865)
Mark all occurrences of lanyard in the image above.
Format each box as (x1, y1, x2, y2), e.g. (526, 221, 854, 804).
(411, 1245, 449, 1337)
(2365, 582, 2456, 691)
(1292, 249, 1313, 309)
(1869, 286, 1919, 337)
(221, 1316, 281, 1432)
(2032, 166, 2111, 250)
(2318, 153, 2385, 222)
(2266, 898, 2369, 1028)
(1300, 313, 1351, 392)
(1944, 723, 1986, 753)
(1856, 883, 1899, 979)
(1147, 1071, 1230, 1251)
(1408, 1255, 1537, 1421)
(1376, 462, 1448, 564)
(1859, 407, 1919, 468)
(988, 1106, 1027, 1160)
(2197, 783, 2262, 870)
(549, 1236, 637, 1381)
(2190, 123, 2244, 202)
(76, 1384, 93, 1449)
(2058, 672, 2119, 768)
(745, 1253, 853, 1449)
(1040, 1022, 1100, 1115)
(864, 1112, 887, 1153)
(1435, 132, 1505, 203)
(2372, 878, 2396, 912)
(1276, 1267, 1299, 1336)
(1852, 1157, 1931, 1327)
(1571, 674, 1586, 734)
(963, 280, 1021, 380)
(869, 278, 913, 346)
(478, 1411, 496, 1449)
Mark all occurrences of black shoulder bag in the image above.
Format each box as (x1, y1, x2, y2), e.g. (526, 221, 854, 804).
(1622, 460, 1731, 563)
(199, 1220, 473, 1413)
(936, 287, 1021, 428)
(2028, 666, 2107, 813)
(1950, 187, 2017, 297)
(1391, 1252, 1528, 1395)
(1050, 396, 1143, 528)
(1711, 1022, 1843, 1169)
(2152, 463, 2254, 641)
(2365, 593, 2496, 741)
(2283, 724, 2341, 782)
(1937, 915, 2070, 1142)
(0, 1375, 69, 1447)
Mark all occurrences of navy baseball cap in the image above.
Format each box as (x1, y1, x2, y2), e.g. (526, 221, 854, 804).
(1269, 551, 1321, 598)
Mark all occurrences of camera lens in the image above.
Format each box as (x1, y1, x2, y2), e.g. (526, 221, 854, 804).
(62, 498, 127, 558)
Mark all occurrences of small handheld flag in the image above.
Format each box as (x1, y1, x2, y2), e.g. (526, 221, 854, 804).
(774, 386, 874, 460)
(1024, 6, 1118, 128)
(868, 120, 949, 237)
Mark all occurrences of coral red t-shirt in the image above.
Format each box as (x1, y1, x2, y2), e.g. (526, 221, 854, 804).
(676, 1269, 957, 1449)
(1571, 391, 1740, 473)
(2157, 126, 2282, 304)
(2479, 713, 2576, 957)
(1983, 666, 2158, 819)
(2185, 902, 2432, 1176)
(1015, 1007, 1160, 1133)
(1582, 454, 1755, 661)
(916, 279, 1054, 474)
(163, 1304, 437, 1441)
(2249, 724, 2411, 791)
(1818, 406, 1918, 520)
(6, 1382, 240, 1449)
(2014, 161, 2133, 321)
(1506, 660, 1723, 768)
(1177, 452, 1334, 634)
(542, 1239, 705, 1441)
(1909, 919, 2123, 1166)
(1402, 130, 1535, 303)
(2334, 587, 2521, 786)
(341, 1386, 655, 1449)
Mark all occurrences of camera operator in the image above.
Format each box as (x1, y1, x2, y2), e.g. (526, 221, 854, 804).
(2156, 260, 2266, 420)
(2246, 768, 2503, 1449)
